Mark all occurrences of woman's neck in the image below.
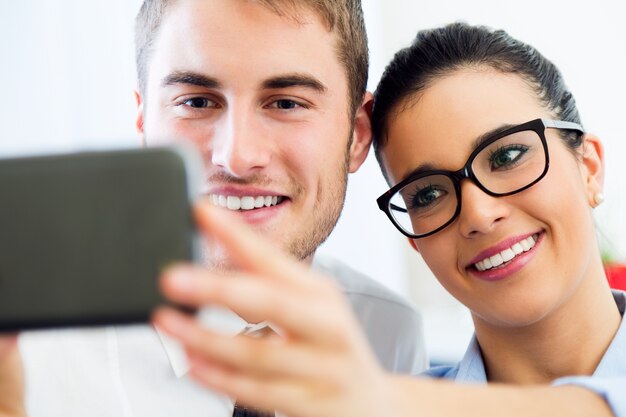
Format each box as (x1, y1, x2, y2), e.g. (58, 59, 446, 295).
(474, 267, 621, 384)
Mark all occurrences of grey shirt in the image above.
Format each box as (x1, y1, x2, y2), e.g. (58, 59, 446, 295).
(313, 255, 428, 374)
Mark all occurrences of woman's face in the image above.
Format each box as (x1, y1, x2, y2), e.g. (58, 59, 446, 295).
(380, 68, 604, 328)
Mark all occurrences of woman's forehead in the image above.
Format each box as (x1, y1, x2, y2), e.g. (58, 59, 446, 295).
(382, 70, 550, 182)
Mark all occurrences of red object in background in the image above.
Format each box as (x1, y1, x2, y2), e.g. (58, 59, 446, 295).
(605, 264, 626, 291)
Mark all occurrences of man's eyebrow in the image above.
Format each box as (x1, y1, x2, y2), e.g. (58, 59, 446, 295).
(261, 74, 328, 94)
(161, 71, 221, 89)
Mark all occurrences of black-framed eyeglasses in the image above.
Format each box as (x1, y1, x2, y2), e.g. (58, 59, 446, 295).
(376, 118, 584, 239)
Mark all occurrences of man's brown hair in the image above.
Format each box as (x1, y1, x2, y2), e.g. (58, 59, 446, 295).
(135, 0, 369, 118)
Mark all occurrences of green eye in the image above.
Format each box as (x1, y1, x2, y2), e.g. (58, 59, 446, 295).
(410, 186, 446, 209)
(488, 145, 529, 170)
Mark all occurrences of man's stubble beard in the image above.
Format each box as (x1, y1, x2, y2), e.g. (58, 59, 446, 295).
(200, 135, 353, 272)
(285, 151, 349, 262)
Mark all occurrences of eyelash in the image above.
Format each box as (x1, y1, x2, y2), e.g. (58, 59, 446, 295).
(173, 96, 311, 115)
(265, 98, 310, 111)
(174, 96, 220, 113)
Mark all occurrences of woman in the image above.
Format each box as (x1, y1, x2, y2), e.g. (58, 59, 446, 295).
(155, 23, 625, 417)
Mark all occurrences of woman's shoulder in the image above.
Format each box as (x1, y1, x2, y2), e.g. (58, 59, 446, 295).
(419, 364, 462, 379)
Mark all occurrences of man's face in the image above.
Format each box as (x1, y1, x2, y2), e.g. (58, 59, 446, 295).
(136, 0, 371, 268)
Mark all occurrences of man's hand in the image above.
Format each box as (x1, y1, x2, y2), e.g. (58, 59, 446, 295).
(152, 200, 617, 417)
(0, 336, 26, 417)
(153, 200, 394, 417)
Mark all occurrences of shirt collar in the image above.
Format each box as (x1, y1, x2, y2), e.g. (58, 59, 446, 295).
(453, 290, 626, 383)
(591, 289, 626, 377)
(454, 335, 488, 382)
(155, 307, 248, 378)
(155, 257, 324, 377)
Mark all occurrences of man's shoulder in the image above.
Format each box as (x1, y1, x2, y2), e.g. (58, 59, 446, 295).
(312, 254, 416, 312)
(312, 254, 428, 373)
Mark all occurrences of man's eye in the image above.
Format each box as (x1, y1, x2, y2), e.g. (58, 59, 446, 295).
(270, 99, 303, 110)
(182, 97, 215, 108)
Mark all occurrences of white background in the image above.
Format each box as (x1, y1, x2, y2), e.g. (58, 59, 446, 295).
(1, 0, 624, 363)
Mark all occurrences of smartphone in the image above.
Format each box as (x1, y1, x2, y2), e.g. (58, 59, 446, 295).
(0, 146, 202, 332)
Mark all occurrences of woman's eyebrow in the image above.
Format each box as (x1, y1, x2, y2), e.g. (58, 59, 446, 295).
(401, 163, 438, 181)
(399, 123, 519, 181)
(470, 123, 516, 150)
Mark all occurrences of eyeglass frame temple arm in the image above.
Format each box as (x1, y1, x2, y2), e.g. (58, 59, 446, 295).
(543, 119, 584, 132)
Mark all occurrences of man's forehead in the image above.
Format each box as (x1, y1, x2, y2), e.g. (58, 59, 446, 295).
(165, 0, 331, 31)
(147, 0, 343, 93)
(156, 1, 335, 55)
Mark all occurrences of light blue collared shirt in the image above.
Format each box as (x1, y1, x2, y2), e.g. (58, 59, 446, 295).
(422, 290, 626, 417)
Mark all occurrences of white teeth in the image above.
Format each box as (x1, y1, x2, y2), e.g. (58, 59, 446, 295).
(483, 257, 492, 269)
(474, 234, 539, 272)
(241, 196, 255, 210)
(501, 248, 515, 262)
(208, 194, 283, 211)
(490, 253, 504, 268)
(226, 196, 241, 210)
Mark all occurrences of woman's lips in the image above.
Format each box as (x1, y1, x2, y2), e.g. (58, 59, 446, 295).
(468, 231, 544, 281)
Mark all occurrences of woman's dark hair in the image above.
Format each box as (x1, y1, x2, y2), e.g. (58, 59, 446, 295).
(372, 22, 583, 179)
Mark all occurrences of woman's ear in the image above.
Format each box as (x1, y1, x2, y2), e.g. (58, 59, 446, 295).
(579, 134, 605, 207)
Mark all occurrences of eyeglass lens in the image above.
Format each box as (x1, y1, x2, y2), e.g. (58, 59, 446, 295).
(388, 129, 546, 236)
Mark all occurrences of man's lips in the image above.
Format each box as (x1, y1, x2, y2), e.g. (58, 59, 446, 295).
(205, 186, 288, 212)
(207, 193, 286, 211)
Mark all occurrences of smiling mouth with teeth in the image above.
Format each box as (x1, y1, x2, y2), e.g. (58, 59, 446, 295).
(208, 194, 285, 211)
(474, 233, 540, 272)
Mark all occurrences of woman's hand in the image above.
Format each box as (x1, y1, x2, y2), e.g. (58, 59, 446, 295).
(0, 336, 26, 417)
(153, 200, 395, 417)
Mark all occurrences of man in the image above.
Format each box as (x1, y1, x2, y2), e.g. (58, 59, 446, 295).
(1, 0, 426, 416)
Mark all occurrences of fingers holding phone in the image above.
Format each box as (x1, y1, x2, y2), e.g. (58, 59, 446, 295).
(0, 335, 26, 417)
(0, 335, 17, 357)
(154, 202, 393, 417)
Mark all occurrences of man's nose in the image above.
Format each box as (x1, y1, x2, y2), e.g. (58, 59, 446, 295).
(211, 109, 272, 177)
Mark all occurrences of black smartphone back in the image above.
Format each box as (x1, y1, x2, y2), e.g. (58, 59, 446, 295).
(0, 146, 201, 331)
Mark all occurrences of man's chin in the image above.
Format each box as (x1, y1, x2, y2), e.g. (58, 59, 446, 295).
(198, 235, 319, 272)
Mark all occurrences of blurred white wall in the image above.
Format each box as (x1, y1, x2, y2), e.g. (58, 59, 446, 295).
(1, 0, 624, 363)
(0, 0, 141, 155)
